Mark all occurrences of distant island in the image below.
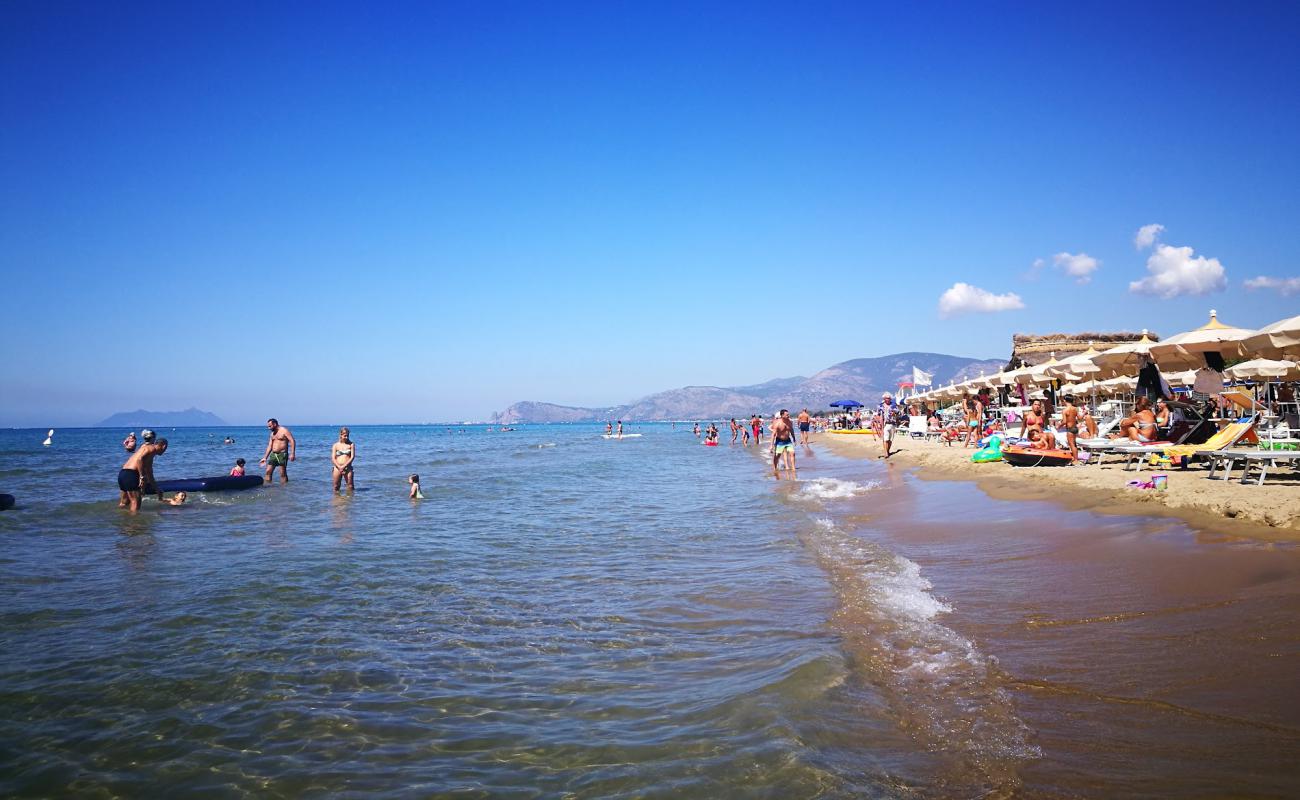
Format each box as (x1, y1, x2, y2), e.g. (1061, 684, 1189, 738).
(96, 407, 228, 428)
(493, 351, 1004, 423)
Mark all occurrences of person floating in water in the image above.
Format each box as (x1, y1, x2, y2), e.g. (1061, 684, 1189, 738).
(260, 418, 296, 483)
(409, 474, 424, 499)
(166, 491, 188, 506)
(771, 410, 797, 479)
(118, 437, 168, 512)
(332, 427, 355, 493)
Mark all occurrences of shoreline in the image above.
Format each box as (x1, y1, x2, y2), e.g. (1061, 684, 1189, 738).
(815, 431, 1300, 540)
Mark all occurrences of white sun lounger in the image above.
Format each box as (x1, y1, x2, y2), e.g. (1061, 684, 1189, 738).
(1206, 449, 1300, 485)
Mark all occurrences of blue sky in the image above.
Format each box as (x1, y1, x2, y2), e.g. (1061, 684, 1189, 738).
(3, 1, 1297, 425)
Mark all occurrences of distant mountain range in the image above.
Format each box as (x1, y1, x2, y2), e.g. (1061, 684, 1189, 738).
(96, 408, 228, 428)
(492, 352, 1003, 423)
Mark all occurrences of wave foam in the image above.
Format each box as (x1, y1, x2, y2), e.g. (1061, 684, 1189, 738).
(796, 477, 879, 502)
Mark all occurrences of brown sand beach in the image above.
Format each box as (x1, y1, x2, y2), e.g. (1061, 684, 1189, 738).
(820, 431, 1300, 535)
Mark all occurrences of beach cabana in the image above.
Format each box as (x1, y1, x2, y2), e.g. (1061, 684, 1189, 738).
(1149, 310, 1254, 370)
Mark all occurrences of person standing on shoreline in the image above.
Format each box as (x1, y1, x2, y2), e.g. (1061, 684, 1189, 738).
(260, 418, 296, 483)
(797, 409, 812, 445)
(1061, 395, 1080, 463)
(332, 427, 355, 492)
(874, 392, 900, 459)
(961, 393, 983, 448)
(118, 438, 168, 512)
(771, 410, 796, 478)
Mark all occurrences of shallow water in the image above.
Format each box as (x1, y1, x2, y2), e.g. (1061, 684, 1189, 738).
(1, 425, 1298, 797)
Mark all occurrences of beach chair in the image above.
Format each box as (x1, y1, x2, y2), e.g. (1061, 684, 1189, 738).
(1206, 449, 1300, 485)
(1108, 420, 1205, 470)
(1163, 416, 1258, 468)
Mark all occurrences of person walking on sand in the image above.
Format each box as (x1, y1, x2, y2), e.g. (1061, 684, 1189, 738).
(797, 409, 812, 445)
(118, 438, 168, 512)
(260, 418, 296, 483)
(874, 392, 900, 459)
(771, 410, 797, 478)
(331, 427, 355, 492)
(961, 392, 983, 448)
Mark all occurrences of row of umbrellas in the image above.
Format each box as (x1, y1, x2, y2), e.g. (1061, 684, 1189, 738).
(912, 310, 1300, 403)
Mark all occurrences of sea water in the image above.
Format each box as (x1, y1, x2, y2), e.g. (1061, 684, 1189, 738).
(2, 424, 1299, 797)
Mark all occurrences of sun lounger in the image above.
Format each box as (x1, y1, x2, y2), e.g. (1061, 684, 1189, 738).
(1083, 419, 1199, 468)
(907, 416, 930, 440)
(1164, 417, 1258, 466)
(1205, 449, 1300, 485)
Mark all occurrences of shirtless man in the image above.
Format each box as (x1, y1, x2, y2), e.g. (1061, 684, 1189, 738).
(729, 418, 739, 444)
(771, 409, 797, 478)
(797, 409, 812, 445)
(118, 438, 168, 512)
(1061, 395, 1080, 462)
(260, 418, 297, 483)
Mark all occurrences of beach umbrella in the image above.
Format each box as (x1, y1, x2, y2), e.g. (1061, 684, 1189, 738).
(1091, 330, 1161, 378)
(1099, 375, 1137, 394)
(1016, 353, 1062, 385)
(1162, 370, 1198, 387)
(828, 400, 863, 408)
(1149, 309, 1254, 370)
(1225, 358, 1300, 380)
(1045, 344, 1105, 378)
(1240, 314, 1300, 358)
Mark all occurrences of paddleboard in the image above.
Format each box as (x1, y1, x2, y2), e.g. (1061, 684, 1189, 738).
(602, 434, 643, 439)
(155, 475, 265, 492)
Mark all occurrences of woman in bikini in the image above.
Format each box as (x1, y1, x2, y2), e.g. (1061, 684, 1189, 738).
(332, 427, 356, 493)
(1019, 399, 1045, 440)
(1117, 397, 1158, 443)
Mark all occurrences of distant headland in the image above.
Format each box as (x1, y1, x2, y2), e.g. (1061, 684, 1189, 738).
(95, 408, 228, 428)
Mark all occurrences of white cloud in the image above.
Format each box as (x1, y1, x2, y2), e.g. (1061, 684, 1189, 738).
(1244, 275, 1300, 296)
(1134, 223, 1164, 250)
(1052, 251, 1100, 284)
(938, 282, 1025, 318)
(1128, 243, 1227, 298)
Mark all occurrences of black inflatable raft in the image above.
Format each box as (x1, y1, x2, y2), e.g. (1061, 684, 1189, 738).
(155, 475, 264, 492)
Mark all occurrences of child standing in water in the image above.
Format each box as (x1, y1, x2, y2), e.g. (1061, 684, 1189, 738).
(230, 458, 246, 477)
(409, 474, 424, 499)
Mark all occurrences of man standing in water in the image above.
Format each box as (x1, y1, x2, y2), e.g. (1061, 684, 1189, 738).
(260, 418, 296, 483)
(118, 438, 168, 511)
(771, 409, 797, 478)
(797, 408, 812, 445)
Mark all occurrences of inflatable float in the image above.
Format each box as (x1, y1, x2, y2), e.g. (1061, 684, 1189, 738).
(704, 440, 718, 447)
(155, 475, 265, 492)
(971, 434, 1004, 463)
(827, 429, 876, 435)
(1002, 446, 1073, 467)
(0, 493, 14, 510)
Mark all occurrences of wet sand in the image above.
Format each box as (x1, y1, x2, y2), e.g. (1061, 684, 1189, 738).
(820, 431, 1300, 536)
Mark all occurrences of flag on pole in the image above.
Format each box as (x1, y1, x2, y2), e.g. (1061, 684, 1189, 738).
(912, 366, 933, 386)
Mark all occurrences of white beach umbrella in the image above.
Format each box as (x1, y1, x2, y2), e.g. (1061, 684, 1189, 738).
(1099, 375, 1137, 394)
(1091, 330, 1159, 378)
(1148, 309, 1254, 370)
(1162, 370, 1198, 387)
(1225, 358, 1300, 380)
(1018, 353, 1063, 385)
(1240, 314, 1300, 358)
(1045, 344, 1105, 378)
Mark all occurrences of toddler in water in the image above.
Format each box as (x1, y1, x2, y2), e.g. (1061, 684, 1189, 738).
(230, 458, 246, 477)
(166, 491, 188, 506)
(409, 474, 424, 499)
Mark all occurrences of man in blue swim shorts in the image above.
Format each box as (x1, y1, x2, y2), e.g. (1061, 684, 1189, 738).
(771, 410, 797, 478)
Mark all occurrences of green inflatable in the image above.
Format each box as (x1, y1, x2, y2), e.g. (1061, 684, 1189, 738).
(971, 434, 1004, 463)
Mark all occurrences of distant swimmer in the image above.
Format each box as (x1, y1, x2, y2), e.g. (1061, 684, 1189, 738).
(118, 437, 168, 512)
(260, 418, 296, 483)
(693, 422, 700, 438)
(123, 431, 137, 452)
(409, 474, 424, 499)
(166, 491, 188, 506)
(616, 420, 624, 438)
(797, 409, 812, 445)
(223, 436, 235, 444)
(332, 427, 355, 493)
(771, 410, 796, 479)
(606, 422, 613, 437)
